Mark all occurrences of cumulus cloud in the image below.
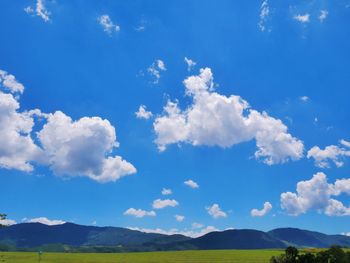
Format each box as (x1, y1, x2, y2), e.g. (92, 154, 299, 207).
(184, 57, 196, 71)
(135, 105, 153, 119)
(175, 215, 185, 222)
(184, 179, 199, 189)
(0, 83, 44, 172)
(123, 208, 156, 218)
(162, 188, 172, 195)
(152, 199, 179, 209)
(251, 201, 272, 217)
(98, 15, 120, 35)
(128, 225, 219, 238)
(294, 14, 310, 23)
(319, 10, 328, 22)
(281, 172, 350, 216)
(0, 69, 136, 183)
(307, 141, 350, 168)
(0, 218, 16, 226)
(342, 232, 350, 237)
(26, 217, 65, 225)
(148, 59, 166, 84)
(25, 0, 51, 22)
(37, 111, 136, 183)
(206, 203, 227, 219)
(153, 68, 304, 165)
(0, 70, 24, 93)
(258, 0, 270, 32)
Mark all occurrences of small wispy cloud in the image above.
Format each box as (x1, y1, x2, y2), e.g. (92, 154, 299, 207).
(148, 59, 166, 84)
(135, 105, 153, 120)
(294, 13, 310, 23)
(184, 57, 196, 71)
(98, 14, 120, 35)
(258, 0, 270, 32)
(319, 10, 328, 22)
(124, 208, 156, 218)
(24, 0, 51, 22)
(184, 179, 199, 189)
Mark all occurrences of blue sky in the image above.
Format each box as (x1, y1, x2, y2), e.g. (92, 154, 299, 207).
(1, 0, 350, 237)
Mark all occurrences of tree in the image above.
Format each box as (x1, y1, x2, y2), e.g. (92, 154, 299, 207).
(0, 213, 7, 227)
(285, 246, 299, 263)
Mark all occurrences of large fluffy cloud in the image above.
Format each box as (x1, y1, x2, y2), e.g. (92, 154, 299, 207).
(0, 69, 136, 183)
(37, 111, 136, 182)
(0, 77, 43, 172)
(153, 68, 304, 165)
(307, 140, 350, 168)
(281, 172, 350, 216)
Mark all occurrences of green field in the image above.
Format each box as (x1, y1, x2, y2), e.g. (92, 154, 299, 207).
(0, 250, 283, 263)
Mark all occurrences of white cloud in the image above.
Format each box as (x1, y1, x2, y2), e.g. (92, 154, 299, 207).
(184, 179, 199, 189)
(0, 70, 24, 93)
(192, 222, 204, 229)
(342, 232, 350, 237)
(0, 218, 16, 226)
(152, 199, 179, 209)
(148, 59, 166, 84)
(340, 139, 350, 148)
(206, 203, 227, 219)
(26, 217, 65, 225)
(25, 0, 50, 22)
(258, 0, 270, 32)
(0, 81, 44, 172)
(0, 69, 136, 183)
(175, 215, 185, 222)
(251, 201, 272, 217)
(294, 14, 310, 23)
(128, 225, 219, 238)
(307, 142, 350, 168)
(162, 188, 172, 195)
(123, 208, 156, 218)
(319, 10, 328, 22)
(36, 0, 50, 22)
(37, 111, 136, 183)
(98, 15, 120, 35)
(281, 172, 350, 216)
(135, 105, 153, 120)
(184, 57, 196, 71)
(153, 68, 304, 165)
(300, 96, 309, 102)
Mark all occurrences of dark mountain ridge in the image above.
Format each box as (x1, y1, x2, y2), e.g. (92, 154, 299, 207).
(0, 223, 349, 251)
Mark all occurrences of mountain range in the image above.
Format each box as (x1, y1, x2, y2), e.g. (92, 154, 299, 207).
(0, 223, 349, 252)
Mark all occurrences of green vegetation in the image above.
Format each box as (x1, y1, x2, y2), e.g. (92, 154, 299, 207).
(270, 246, 350, 263)
(0, 214, 6, 228)
(0, 250, 282, 263)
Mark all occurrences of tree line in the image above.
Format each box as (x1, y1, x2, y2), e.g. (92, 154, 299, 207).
(271, 246, 350, 263)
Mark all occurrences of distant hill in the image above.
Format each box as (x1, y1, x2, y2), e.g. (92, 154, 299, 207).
(0, 222, 190, 249)
(268, 228, 350, 248)
(0, 223, 349, 252)
(182, 229, 286, 249)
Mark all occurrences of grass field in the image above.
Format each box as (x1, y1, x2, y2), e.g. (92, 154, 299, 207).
(0, 250, 283, 263)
